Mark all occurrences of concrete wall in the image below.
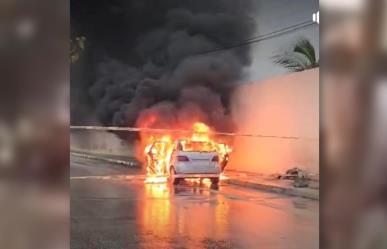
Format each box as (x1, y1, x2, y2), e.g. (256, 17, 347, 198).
(229, 68, 319, 174)
(70, 130, 135, 157)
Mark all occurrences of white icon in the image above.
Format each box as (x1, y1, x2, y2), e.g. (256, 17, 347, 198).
(313, 11, 319, 24)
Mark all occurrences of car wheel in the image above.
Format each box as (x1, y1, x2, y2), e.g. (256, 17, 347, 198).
(169, 167, 180, 185)
(210, 177, 219, 185)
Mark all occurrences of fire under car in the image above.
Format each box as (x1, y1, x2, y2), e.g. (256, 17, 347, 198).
(146, 139, 229, 185)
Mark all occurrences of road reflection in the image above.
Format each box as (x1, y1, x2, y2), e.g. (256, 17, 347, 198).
(138, 181, 230, 248)
(141, 183, 171, 241)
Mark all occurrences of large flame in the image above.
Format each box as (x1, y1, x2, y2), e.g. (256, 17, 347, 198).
(138, 121, 232, 182)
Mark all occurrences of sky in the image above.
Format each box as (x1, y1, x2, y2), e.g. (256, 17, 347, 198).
(247, 0, 319, 81)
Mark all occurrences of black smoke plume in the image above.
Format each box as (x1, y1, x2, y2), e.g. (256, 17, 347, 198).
(71, 0, 257, 137)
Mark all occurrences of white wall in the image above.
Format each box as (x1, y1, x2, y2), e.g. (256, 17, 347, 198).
(229, 68, 319, 174)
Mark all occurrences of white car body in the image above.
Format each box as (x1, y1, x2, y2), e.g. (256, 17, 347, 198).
(169, 140, 222, 184)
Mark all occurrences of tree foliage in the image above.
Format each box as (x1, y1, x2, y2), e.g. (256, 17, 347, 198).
(272, 38, 319, 72)
(70, 36, 86, 63)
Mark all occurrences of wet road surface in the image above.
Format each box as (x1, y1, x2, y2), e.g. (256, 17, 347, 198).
(70, 155, 318, 249)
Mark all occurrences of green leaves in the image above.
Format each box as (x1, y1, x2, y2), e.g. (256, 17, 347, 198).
(272, 38, 318, 72)
(70, 36, 86, 63)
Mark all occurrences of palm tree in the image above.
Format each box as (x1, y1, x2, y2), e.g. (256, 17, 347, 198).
(272, 38, 319, 72)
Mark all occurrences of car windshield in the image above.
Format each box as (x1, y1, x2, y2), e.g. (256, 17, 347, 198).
(180, 141, 215, 152)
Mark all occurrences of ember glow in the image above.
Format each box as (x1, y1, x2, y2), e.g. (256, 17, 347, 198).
(139, 122, 232, 182)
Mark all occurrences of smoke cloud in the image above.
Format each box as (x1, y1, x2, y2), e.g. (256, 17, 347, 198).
(71, 0, 257, 136)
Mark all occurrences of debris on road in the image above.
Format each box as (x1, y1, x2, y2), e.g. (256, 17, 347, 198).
(282, 167, 305, 180)
(293, 173, 309, 188)
(274, 167, 311, 188)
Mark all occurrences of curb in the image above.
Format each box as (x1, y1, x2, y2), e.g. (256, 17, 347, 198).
(223, 178, 319, 200)
(71, 152, 318, 200)
(70, 175, 145, 180)
(71, 152, 139, 167)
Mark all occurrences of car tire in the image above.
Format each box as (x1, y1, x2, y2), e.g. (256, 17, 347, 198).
(169, 167, 180, 185)
(210, 177, 219, 185)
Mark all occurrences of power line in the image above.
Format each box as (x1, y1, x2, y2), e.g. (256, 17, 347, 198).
(70, 125, 318, 141)
(196, 20, 317, 55)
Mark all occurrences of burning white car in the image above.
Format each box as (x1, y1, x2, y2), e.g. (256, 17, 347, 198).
(143, 122, 232, 185)
(168, 139, 223, 185)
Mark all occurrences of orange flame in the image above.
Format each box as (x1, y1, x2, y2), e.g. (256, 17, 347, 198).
(138, 121, 232, 182)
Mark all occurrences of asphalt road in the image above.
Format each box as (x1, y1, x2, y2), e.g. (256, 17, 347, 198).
(70, 155, 318, 249)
